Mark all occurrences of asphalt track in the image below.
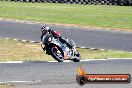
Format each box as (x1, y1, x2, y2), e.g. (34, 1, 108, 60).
(0, 19, 132, 88)
(0, 19, 132, 51)
(0, 59, 132, 88)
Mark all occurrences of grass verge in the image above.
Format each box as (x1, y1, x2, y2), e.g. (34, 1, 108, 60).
(0, 84, 14, 88)
(0, 1, 132, 30)
(0, 38, 132, 61)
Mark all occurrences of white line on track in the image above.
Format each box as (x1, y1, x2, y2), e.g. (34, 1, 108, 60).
(0, 61, 23, 64)
(48, 59, 107, 62)
(0, 81, 33, 84)
(80, 59, 107, 61)
(0, 59, 107, 63)
(48, 60, 71, 62)
(107, 58, 132, 60)
(48, 58, 132, 62)
(0, 58, 131, 64)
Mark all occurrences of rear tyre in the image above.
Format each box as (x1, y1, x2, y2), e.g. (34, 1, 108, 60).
(49, 46, 64, 62)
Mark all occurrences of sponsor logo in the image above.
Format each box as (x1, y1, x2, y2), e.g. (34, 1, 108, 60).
(76, 66, 131, 85)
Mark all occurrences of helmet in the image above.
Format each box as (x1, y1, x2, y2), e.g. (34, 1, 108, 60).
(41, 25, 50, 32)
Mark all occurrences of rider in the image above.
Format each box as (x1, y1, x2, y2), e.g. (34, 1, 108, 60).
(41, 25, 73, 51)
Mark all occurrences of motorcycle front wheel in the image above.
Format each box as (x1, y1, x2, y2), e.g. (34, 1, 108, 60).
(73, 52, 80, 62)
(49, 46, 64, 62)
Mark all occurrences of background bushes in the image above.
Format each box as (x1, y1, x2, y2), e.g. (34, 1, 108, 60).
(1, 0, 132, 6)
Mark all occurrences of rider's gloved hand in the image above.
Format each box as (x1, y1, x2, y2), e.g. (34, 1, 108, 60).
(41, 42, 46, 51)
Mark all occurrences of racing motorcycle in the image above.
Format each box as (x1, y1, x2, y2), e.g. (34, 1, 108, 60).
(41, 32, 80, 62)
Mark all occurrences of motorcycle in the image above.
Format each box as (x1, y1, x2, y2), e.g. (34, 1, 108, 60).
(41, 32, 80, 62)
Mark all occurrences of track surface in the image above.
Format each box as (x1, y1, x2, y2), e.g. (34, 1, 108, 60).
(0, 19, 132, 51)
(0, 20, 132, 87)
(0, 20, 132, 88)
(0, 59, 132, 88)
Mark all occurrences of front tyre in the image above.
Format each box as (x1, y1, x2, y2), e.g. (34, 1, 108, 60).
(49, 46, 64, 62)
(73, 52, 80, 62)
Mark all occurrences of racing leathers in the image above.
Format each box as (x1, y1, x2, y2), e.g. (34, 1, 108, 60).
(41, 29, 73, 52)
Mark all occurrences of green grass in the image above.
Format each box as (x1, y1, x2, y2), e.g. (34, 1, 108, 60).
(0, 1, 132, 29)
(79, 49, 132, 59)
(0, 38, 132, 62)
